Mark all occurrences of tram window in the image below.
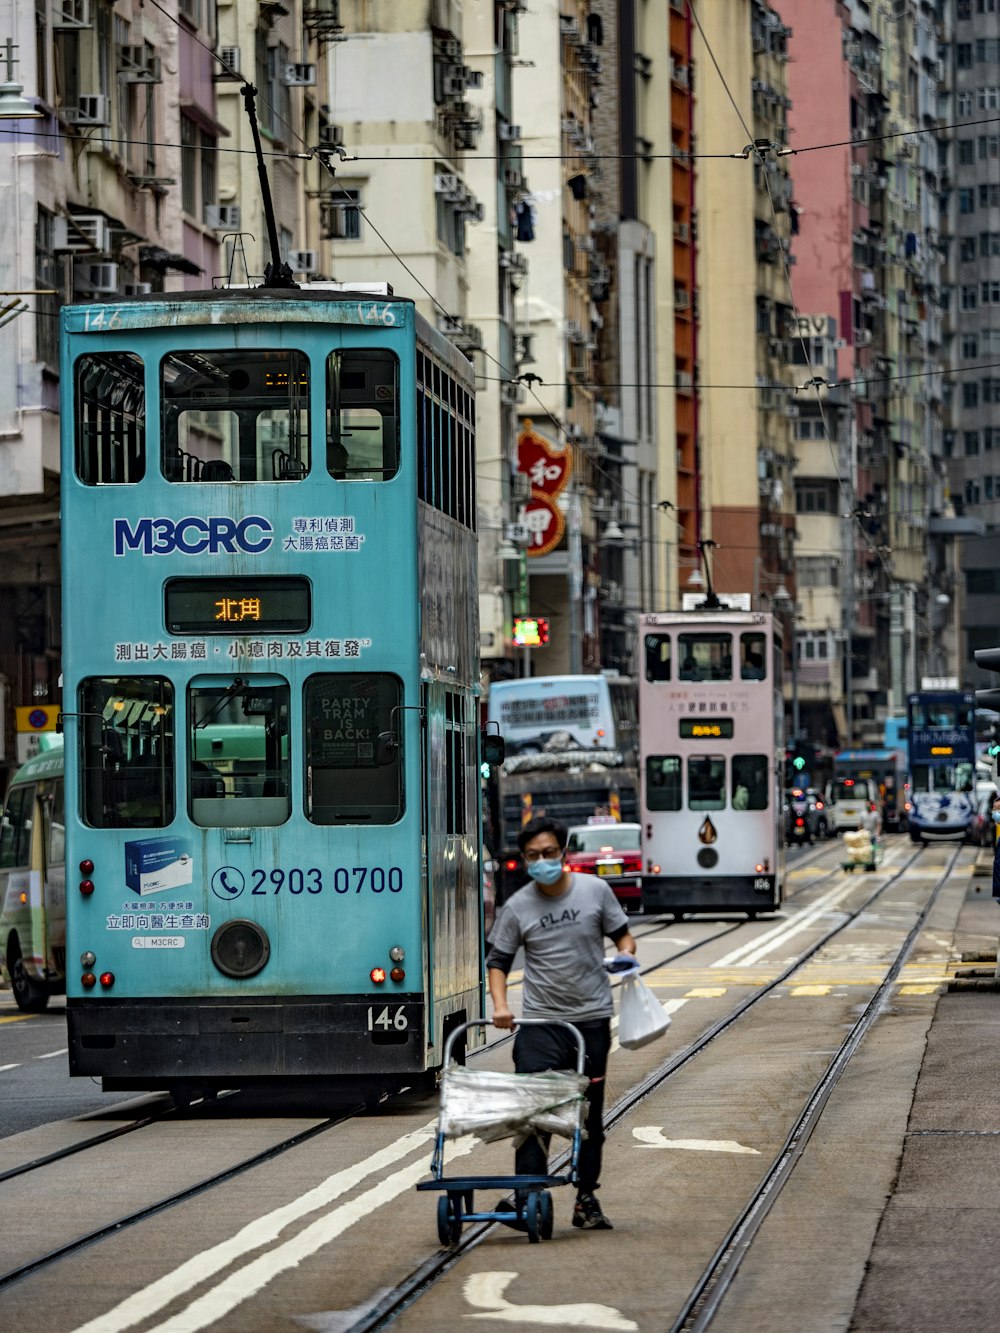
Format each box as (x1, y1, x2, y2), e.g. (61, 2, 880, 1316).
(645, 756, 681, 811)
(732, 755, 769, 810)
(75, 353, 146, 484)
(160, 349, 310, 482)
(305, 674, 404, 825)
(645, 634, 671, 682)
(327, 349, 399, 481)
(0, 785, 35, 868)
(678, 633, 732, 682)
(79, 677, 174, 829)
(688, 755, 726, 810)
(188, 679, 291, 827)
(740, 633, 767, 681)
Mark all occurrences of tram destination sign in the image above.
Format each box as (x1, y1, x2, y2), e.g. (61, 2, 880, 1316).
(165, 576, 311, 634)
(679, 718, 735, 739)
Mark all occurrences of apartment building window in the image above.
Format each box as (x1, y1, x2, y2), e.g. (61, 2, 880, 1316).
(255, 31, 291, 141)
(958, 91, 973, 115)
(957, 44, 973, 68)
(986, 427, 1000, 449)
(797, 560, 837, 590)
(979, 136, 1000, 160)
(35, 207, 61, 369)
(961, 285, 978, 310)
(179, 0, 217, 38)
(981, 0, 1000, 13)
(980, 232, 1000, 256)
(979, 183, 1000, 207)
(959, 188, 975, 213)
(958, 0, 971, 15)
(977, 87, 1000, 109)
(982, 280, 1000, 304)
(959, 139, 975, 165)
(984, 379, 1000, 402)
(964, 381, 980, 408)
(966, 479, 981, 505)
(976, 40, 1000, 62)
(963, 333, 979, 357)
(322, 187, 362, 240)
(965, 430, 981, 455)
(180, 115, 217, 222)
(795, 483, 837, 514)
(988, 477, 996, 500)
(961, 237, 977, 262)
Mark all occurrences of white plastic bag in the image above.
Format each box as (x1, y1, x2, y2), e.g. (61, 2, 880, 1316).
(438, 1064, 589, 1143)
(618, 973, 671, 1050)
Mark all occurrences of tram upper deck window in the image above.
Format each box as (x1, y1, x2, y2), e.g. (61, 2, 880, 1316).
(740, 632, 767, 680)
(645, 634, 671, 682)
(160, 349, 310, 482)
(678, 633, 732, 682)
(645, 756, 681, 811)
(75, 353, 146, 484)
(305, 674, 403, 824)
(327, 350, 399, 480)
(189, 679, 290, 827)
(79, 678, 174, 829)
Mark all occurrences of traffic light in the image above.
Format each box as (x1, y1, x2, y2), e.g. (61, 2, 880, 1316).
(513, 616, 549, 647)
(975, 648, 1000, 712)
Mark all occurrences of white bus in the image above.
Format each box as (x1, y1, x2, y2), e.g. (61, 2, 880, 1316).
(486, 673, 637, 759)
(639, 611, 784, 918)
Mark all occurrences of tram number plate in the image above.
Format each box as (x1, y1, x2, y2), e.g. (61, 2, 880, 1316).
(753, 876, 773, 893)
(367, 1005, 409, 1032)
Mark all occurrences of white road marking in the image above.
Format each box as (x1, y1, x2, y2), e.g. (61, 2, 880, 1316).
(464, 1272, 638, 1329)
(143, 1140, 478, 1333)
(0, 1063, 20, 1073)
(632, 1127, 760, 1154)
(715, 882, 858, 969)
(70, 1121, 446, 1333)
(36, 1048, 67, 1059)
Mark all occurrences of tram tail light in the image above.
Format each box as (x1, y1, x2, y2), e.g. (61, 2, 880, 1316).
(99, 972, 115, 988)
(81, 973, 96, 989)
(755, 863, 765, 874)
(80, 859, 95, 874)
(390, 967, 405, 982)
(370, 967, 386, 984)
(79, 880, 95, 896)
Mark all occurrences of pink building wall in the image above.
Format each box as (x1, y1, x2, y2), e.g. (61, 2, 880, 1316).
(778, 0, 855, 380)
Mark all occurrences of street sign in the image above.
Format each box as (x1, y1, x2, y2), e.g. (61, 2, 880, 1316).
(16, 704, 60, 733)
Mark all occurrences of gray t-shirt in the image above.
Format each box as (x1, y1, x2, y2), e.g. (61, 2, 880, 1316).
(487, 873, 629, 1022)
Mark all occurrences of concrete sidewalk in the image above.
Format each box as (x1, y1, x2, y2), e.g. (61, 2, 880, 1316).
(850, 872, 1000, 1332)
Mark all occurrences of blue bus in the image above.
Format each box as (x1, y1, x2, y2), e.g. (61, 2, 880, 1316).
(61, 284, 487, 1097)
(906, 690, 976, 842)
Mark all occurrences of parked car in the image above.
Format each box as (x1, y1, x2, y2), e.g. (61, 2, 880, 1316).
(827, 777, 880, 835)
(564, 820, 643, 911)
(969, 791, 998, 848)
(787, 786, 831, 843)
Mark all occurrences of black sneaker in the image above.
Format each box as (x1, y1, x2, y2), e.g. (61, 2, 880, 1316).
(572, 1192, 613, 1230)
(495, 1199, 527, 1232)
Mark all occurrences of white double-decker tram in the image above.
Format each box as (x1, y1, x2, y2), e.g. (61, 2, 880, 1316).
(639, 611, 784, 918)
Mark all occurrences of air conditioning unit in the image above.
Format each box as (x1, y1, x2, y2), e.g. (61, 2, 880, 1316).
(674, 287, 690, 310)
(75, 262, 120, 294)
(65, 94, 111, 127)
(217, 47, 241, 78)
(284, 63, 317, 87)
(498, 123, 522, 141)
(503, 167, 524, 191)
(576, 235, 594, 252)
(855, 329, 872, 346)
(289, 249, 318, 274)
(442, 69, 467, 97)
(671, 62, 689, 86)
(439, 38, 462, 60)
(123, 281, 153, 296)
(674, 221, 689, 242)
(54, 213, 112, 254)
(204, 204, 241, 229)
(118, 44, 161, 83)
(465, 69, 484, 90)
(504, 521, 531, 546)
(434, 172, 459, 196)
(52, 0, 91, 29)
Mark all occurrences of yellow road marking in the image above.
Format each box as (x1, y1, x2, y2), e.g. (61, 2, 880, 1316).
(897, 984, 941, 995)
(0, 1014, 33, 1024)
(790, 985, 832, 996)
(684, 987, 727, 998)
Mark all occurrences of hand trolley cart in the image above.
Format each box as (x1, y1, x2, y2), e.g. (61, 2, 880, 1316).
(416, 1017, 587, 1245)
(841, 828, 884, 873)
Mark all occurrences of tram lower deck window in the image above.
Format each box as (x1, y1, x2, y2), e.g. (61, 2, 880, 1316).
(732, 755, 768, 809)
(79, 677, 174, 828)
(305, 674, 403, 824)
(188, 678, 291, 827)
(646, 756, 681, 811)
(688, 755, 726, 810)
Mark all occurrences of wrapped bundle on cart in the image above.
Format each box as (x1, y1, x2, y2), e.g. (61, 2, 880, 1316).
(841, 828, 883, 872)
(416, 1018, 588, 1245)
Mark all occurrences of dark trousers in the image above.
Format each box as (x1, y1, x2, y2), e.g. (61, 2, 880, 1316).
(512, 1018, 612, 1196)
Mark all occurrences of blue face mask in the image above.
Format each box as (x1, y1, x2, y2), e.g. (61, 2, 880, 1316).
(992, 811, 1000, 826)
(527, 858, 564, 886)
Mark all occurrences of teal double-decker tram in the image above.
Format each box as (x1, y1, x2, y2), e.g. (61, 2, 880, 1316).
(60, 285, 488, 1096)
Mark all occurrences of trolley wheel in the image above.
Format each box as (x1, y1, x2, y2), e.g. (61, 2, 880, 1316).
(437, 1193, 463, 1246)
(539, 1190, 554, 1240)
(524, 1190, 541, 1244)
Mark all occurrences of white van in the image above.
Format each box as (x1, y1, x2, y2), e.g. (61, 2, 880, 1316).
(827, 776, 880, 835)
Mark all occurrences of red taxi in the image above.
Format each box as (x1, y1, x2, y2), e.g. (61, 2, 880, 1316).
(565, 820, 643, 911)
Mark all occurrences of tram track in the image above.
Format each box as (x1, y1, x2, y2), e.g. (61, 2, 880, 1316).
(342, 838, 958, 1332)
